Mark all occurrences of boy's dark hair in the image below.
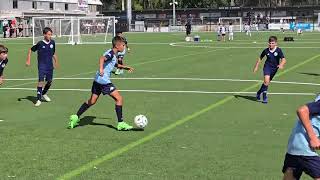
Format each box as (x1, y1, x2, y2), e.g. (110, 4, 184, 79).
(43, 27, 53, 34)
(0, 45, 8, 53)
(269, 36, 278, 42)
(112, 36, 124, 47)
(116, 31, 123, 35)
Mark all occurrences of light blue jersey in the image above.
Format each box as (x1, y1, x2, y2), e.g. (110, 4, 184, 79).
(94, 49, 117, 85)
(287, 95, 320, 156)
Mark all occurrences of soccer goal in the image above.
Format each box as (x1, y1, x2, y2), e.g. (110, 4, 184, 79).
(32, 16, 116, 45)
(218, 17, 243, 32)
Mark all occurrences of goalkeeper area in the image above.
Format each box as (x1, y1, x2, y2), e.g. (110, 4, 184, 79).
(1, 31, 320, 179)
(32, 16, 116, 45)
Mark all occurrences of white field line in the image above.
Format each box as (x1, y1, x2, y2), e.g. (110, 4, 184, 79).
(169, 42, 320, 49)
(4, 77, 320, 87)
(0, 87, 316, 96)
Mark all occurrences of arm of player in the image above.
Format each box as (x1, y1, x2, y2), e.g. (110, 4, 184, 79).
(253, 58, 262, 73)
(99, 56, 106, 76)
(117, 64, 134, 73)
(26, 48, 32, 66)
(297, 104, 320, 150)
(278, 58, 286, 70)
(53, 54, 59, 69)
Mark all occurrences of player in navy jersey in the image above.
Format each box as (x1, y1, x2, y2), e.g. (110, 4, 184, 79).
(253, 36, 286, 103)
(112, 31, 130, 75)
(68, 36, 134, 131)
(0, 45, 9, 86)
(26, 27, 59, 107)
(282, 95, 320, 180)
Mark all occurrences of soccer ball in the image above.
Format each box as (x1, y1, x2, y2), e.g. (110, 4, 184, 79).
(134, 115, 148, 129)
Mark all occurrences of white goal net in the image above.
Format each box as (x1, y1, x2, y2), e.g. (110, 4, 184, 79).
(32, 16, 116, 45)
(218, 17, 243, 32)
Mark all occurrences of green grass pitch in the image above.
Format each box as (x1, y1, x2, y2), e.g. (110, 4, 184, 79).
(1, 31, 320, 180)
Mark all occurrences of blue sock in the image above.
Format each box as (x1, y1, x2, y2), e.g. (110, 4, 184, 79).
(42, 81, 52, 95)
(37, 86, 43, 100)
(76, 102, 90, 117)
(257, 84, 267, 94)
(115, 105, 123, 122)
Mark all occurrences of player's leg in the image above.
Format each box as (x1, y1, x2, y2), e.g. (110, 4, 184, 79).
(42, 70, 53, 102)
(35, 70, 46, 106)
(256, 70, 271, 102)
(109, 89, 133, 131)
(69, 82, 101, 129)
(282, 153, 303, 180)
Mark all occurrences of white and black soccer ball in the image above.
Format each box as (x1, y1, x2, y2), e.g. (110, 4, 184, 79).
(134, 115, 148, 129)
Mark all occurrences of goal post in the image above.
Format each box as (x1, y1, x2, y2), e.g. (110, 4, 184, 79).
(32, 16, 116, 45)
(218, 17, 243, 32)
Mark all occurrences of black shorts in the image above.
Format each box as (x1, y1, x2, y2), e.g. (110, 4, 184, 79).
(186, 30, 191, 35)
(222, 33, 226, 36)
(38, 69, 53, 82)
(282, 153, 320, 179)
(91, 81, 117, 96)
(263, 66, 278, 80)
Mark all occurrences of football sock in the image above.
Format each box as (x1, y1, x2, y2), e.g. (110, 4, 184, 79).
(76, 103, 90, 117)
(42, 81, 52, 95)
(37, 86, 43, 101)
(115, 105, 123, 122)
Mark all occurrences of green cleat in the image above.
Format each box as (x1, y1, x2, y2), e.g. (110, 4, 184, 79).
(68, 115, 79, 129)
(117, 122, 133, 131)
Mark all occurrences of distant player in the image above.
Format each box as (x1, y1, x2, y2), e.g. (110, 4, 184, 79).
(112, 31, 129, 75)
(244, 23, 251, 37)
(68, 36, 134, 131)
(185, 21, 191, 37)
(217, 23, 222, 41)
(26, 27, 59, 107)
(282, 95, 320, 180)
(228, 23, 234, 41)
(221, 24, 226, 42)
(253, 36, 286, 103)
(297, 28, 303, 35)
(0, 45, 9, 86)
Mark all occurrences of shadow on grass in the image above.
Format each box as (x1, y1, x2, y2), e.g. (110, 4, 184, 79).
(78, 116, 143, 131)
(298, 72, 320, 76)
(17, 96, 37, 104)
(234, 95, 258, 102)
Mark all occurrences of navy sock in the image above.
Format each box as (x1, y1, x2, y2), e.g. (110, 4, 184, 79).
(76, 103, 90, 117)
(115, 105, 123, 122)
(42, 81, 52, 95)
(257, 84, 268, 94)
(37, 86, 43, 100)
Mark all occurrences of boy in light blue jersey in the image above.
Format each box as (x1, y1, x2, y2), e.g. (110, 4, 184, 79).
(68, 36, 134, 131)
(113, 31, 130, 75)
(282, 95, 320, 180)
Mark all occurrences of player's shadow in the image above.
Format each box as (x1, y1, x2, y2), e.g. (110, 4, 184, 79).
(78, 116, 143, 131)
(234, 95, 258, 102)
(17, 96, 37, 104)
(298, 72, 320, 76)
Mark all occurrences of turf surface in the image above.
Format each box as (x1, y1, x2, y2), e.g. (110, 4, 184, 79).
(1, 31, 320, 179)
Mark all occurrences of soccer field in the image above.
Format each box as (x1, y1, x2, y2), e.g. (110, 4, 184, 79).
(0, 31, 320, 180)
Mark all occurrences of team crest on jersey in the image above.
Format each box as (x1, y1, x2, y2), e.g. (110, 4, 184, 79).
(1, 63, 5, 68)
(274, 52, 278, 56)
(50, 44, 54, 49)
(42, 46, 45, 49)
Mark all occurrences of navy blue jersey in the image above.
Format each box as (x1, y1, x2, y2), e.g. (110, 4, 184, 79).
(0, 58, 8, 76)
(260, 47, 285, 69)
(31, 40, 56, 70)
